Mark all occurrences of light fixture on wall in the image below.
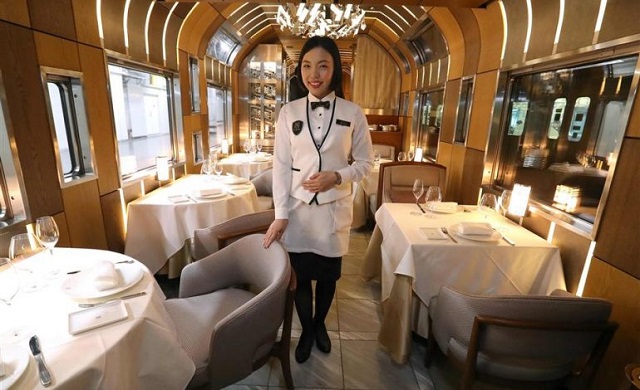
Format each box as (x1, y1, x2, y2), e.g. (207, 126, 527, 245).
(509, 183, 531, 225)
(413, 147, 423, 162)
(221, 138, 230, 155)
(156, 155, 170, 182)
(276, 1, 366, 39)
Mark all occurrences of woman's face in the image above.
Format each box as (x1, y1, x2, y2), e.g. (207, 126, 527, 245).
(300, 47, 334, 99)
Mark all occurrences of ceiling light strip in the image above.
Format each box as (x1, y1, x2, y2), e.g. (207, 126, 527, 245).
(498, 0, 508, 61)
(552, 0, 565, 54)
(593, 0, 608, 44)
(228, 2, 250, 19)
(177, 3, 199, 68)
(245, 20, 271, 37)
(522, 0, 533, 61)
(123, 0, 131, 51)
(144, 1, 155, 58)
(367, 11, 403, 34)
(239, 13, 267, 32)
(235, 5, 260, 25)
(401, 6, 419, 21)
(96, 0, 104, 40)
(162, 2, 179, 65)
(384, 5, 411, 27)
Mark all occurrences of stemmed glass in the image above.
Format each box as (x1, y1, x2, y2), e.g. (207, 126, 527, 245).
(0, 257, 35, 344)
(35, 216, 60, 278)
(0, 258, 19, 305)
(213, 160, 223, 179)
(499, 190, 512, 218)
(256, 140, 263, 153)
(425, 186, 442, 213)
(478, 193, 499, 220)
(411, 179, 425, 215)
(407, 149, 415, 162)
(397, 152, 407, 162)
(374, 150, 381, 165)
(243, 139, 251, 154)
(9, 232, 44, 292)
(201, 155, 213, 177)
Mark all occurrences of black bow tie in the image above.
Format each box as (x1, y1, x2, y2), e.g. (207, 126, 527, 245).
(310, 101, 331, 110)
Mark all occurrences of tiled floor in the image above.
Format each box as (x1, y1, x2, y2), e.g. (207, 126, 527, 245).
(158, 226, 456, 390)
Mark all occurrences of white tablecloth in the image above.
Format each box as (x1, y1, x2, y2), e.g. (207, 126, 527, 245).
(125, 175, 259, 274)
(1, 248, 194, 389)
(362, 203, 566, 362)
(351, 160, 390, 228)
(217, 153, 273, 179)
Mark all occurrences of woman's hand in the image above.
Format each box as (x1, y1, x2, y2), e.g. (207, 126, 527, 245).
(302, 171, 339, 193)
(263, 219, 288, 248)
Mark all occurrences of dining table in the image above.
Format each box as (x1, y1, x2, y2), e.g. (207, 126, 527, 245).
(351, 159, 391, 228)
(124, 174, 260, 276)
(0, 247, 194, 389)
(216, 152, 273, 179)
(361, 202, 567, 364)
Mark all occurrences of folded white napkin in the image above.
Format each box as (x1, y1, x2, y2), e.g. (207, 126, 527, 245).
(93, 261, 120, 291)
(223, 175, 248, 185)
(430, 202, 458, 213)
(459, 222, 493, 236)
(195, 187, 223, 197)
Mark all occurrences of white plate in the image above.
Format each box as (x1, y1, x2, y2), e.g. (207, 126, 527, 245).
(449, 223, 502, 242)
(0, 345, 29, 389)
(61, 263, 144, 300)
(191, 190, 227, 200)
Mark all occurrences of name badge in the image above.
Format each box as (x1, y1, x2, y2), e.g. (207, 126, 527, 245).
(336, 119, 351, 127)
(292, 120, 303, 135)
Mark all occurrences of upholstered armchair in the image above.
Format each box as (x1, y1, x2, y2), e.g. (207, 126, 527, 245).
(165, 234, 295, 390)
(250, 167, 274, 211)
(191, 209, 275, 261)
(375, 161, 447, 210)
(426, 286, 617, 390)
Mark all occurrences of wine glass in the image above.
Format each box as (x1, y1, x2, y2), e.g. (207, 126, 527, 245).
(411, 179, 425, 215)
(499, 190, 512, 218)
(256, 140, 263, 153)
(35, 216, 61, 278)
(478, 193, 498, 220)
(397, 152, 407, 162)
(243, 139, 251, 154)
(407, 149, 415, 162)
(201, 155, 213, 177)
(374, 150, 381, 165)
(9, 232, 44, 292)
(0, 258, 19, 305)
(425, 186, 442, 212)
(213, 161, 223, 178)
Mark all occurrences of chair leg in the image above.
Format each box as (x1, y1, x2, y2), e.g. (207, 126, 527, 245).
(279, 345, 294, 390)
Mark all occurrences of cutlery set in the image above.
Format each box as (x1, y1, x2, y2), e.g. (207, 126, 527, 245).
(29, 335, 52, 387)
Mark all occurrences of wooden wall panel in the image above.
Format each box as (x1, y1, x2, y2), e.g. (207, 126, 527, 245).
(27, 0, 76, 41)
(583, 258, 640, 390)
(501, 0, 528, 67)
(593, 138, 640, 278)
(435, 141, 453, 199)
(164, 14, 182, 71)
(467, 70, 497, 151)
(450, 8, 480, 77)
(627, 92, 640, 139)
(52, 212, 71, 248)
(460, 147, 484, 205)
(430, 7, 464, 80)
(100, 190, 125, 252)
(440, 78, 460, 144)
(522, 208, 552, 239)
(78, 44, 120, 195)
(34, 32, 81, 71)
(61, 180, 108, 249)
(100, 0, 126, 54)
(71, 0, 101, 47)
(556, 0, 599, 54)
(551, 225, 590, 294)
(447, 144, 466, 202)
(472, 3, 503, 73)
(178, 3, 219, 55)
(126, 0, 153, 62)
(0, 21, 64, 218)
(598, 0, 640, 44)
(525, 0, 557, 60)
(148, 5, 169, 66)
(0, 0, 30, 26)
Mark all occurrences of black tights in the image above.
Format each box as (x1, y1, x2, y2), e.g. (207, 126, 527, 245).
(295, 279, 336, 332)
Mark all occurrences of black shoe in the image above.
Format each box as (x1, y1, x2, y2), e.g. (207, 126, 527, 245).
(295, 331, 314, 363)
(315, 321, 331, 353)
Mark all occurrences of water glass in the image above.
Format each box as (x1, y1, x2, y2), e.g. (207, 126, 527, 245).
(499, 190, 513, 218)
(0, 258, 19, 305)
(478, 193, 498, 220)
(425, 186, 442, 211)
(411, 179, 424, 215)
(36, 216, 61, 278)
(397, 152, 407, 162)
(9, 232, 44, 292)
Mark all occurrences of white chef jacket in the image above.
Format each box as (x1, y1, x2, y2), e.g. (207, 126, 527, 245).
(273, 92, 373, 256)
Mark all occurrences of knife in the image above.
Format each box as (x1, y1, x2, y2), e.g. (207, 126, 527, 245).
(29, 335, 52, 387)
(79, 291, 147, 308)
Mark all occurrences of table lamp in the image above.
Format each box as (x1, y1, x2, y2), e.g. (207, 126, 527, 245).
(156, 156, 170, 182)
(221, 138, 229, 155)
(509, 183, 531, 225)
(414, 147, 423, 162)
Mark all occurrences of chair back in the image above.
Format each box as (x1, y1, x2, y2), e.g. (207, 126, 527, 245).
(192, 209, 275, 261)
(372, 144, 395, 160)
(376, 161, 447, 209)
(429, 286, 617, 388)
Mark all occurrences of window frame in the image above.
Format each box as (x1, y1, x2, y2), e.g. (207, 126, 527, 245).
(40, 67, 97, 188)
(106, 59, 182, 183)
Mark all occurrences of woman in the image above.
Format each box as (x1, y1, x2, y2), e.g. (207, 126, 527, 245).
(263, 36, 373, 363)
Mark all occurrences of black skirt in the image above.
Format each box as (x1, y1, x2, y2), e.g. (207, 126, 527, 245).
(289, 252, 342, 282)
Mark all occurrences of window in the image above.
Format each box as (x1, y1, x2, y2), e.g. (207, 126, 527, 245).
(207, 85, 227, 151)
(42, 69, 95, 186)
(206, 26, 241, 65)
(414, 89, 444, 160)
(495, 55, 639, 227)
(189, 57, 200, 112)
(454, 78, 474, 144)
(108, 63, 180, 179)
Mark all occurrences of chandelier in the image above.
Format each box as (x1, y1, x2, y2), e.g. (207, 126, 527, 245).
(276, 2, 366, 39)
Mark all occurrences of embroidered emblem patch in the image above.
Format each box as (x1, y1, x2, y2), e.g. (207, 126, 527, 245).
(336, 119, 351, 126)
(292, 120, 303, 135)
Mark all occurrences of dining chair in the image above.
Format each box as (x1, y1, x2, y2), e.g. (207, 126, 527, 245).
(374, 161, 447, 210)
(372, 143, 395, 160)
(250, 167, 273, 211)
(191, 209, 275, 261)
(426, 286, 617, 390)
(165, 234, 296, 390)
